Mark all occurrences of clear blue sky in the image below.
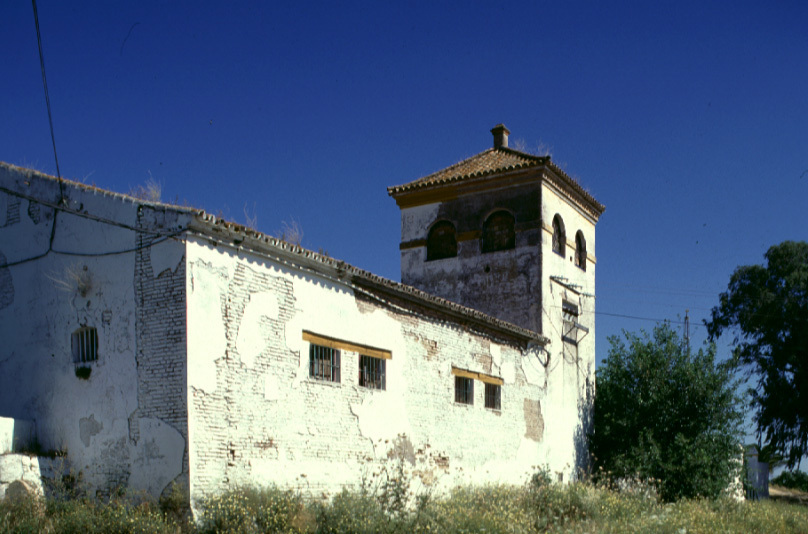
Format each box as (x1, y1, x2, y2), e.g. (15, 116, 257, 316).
(4, 1, 808, 371)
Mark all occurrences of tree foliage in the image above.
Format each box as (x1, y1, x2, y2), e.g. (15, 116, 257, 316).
(707, 240, 808, 469)
(590, 324, 743, 501)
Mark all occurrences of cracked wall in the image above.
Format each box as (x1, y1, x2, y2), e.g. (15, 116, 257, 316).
(397, 174, 599, 481)
(400, 182, 543, 333)
(185, 236, 561, 504)
(0, 163, 188, 499)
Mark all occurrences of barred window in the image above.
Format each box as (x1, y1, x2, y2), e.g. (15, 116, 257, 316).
(426, 220, 457, 261)
(484, 383, 501, 410)
(359, 355, 386, 390)
(575, 231, 586, 271)
(72, 327, 98, 364)
(310, 343, 340, 383)
(482, 210, 515, 253)
(552, 215, 566, 256)
(455, 376, 474, 405)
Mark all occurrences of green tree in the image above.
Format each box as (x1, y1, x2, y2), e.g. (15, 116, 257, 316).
(707, 240, 808, 469)
(590, 323, 743, 501)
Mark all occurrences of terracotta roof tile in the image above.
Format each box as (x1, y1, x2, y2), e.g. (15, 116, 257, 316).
(388, 147, 546, 194)
(387, 146, 605, 216)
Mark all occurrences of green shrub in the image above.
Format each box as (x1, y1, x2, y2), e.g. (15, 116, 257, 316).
(412, 485, 534, 534)
(524, 470, 597, 531)
(49, 499, 177, 534)
(197, 485, 312, 534)
(590, 324, 744, 501)
(0, 494, 48, 534)
(314, 489, 394, 534)
(771, 470, 808, 492)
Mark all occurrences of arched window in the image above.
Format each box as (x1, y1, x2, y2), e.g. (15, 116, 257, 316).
(481, 210, 515, 253)
(426, 220, 457, 261)
(552, 215, 566, 257)
(575, 231, 586, 271)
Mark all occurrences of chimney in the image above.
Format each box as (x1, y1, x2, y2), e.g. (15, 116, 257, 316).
(491, 124, 510, 149)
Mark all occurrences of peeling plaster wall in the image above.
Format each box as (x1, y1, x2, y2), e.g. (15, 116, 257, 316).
(397, 173, 598, 481)
(185, 236, 565, 505)
(540, 182, 597, 476)
(0, 163, 188, 498)
(400, 182, 543, 333)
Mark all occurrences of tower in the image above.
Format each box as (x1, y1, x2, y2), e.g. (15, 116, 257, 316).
(388, 124, 604, 340)
(388, 126, 605, 469)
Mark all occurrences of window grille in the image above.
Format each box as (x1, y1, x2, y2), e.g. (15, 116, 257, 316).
(455, 376, 474, 405)
(359, 355, 386, 390)
(310, 343, 340, 383)
(72, 327, 98, 364)
(484, 383, 501, 410)
(426, 220, 457, 261)
(562, 301, 579, 345)
(552, 215, 566, 256)
(575, 231, 586, 271)
(482, 210, 515, 253)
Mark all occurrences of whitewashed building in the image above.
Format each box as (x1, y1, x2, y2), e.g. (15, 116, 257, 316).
(0, 125, 603, 505)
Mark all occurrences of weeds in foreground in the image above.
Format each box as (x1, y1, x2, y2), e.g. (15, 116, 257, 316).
(2, 476, 807, 533)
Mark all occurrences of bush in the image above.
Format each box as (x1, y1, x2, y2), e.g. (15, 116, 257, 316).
(196, 485, 311, 534)
(590, 323, 744, 501)
(771, 470, 808, 492)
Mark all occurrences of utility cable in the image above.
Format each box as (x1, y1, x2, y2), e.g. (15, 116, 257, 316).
(31, 0, 64, 202)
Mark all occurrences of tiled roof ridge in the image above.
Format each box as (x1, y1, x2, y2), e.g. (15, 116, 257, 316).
(386, 146, 604, 216)
(387, 147, 547, 195)
(1, 161, 550, 343)
(194, 213, 548, 345)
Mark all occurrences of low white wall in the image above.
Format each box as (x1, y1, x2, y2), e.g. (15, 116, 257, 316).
(0, 416, 35, 454)
(0, 454, 59, 501)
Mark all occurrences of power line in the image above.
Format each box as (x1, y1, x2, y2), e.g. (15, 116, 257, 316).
(31, 0, 63, 199)
(0, 186, 192, 269)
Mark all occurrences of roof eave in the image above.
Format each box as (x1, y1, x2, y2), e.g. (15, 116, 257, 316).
(188, 213, 548, 347)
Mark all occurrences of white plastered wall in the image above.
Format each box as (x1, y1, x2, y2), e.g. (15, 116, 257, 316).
(540, 181, 597, 478)
(0, 164, 186, 497)
(185, 236, 565, 504)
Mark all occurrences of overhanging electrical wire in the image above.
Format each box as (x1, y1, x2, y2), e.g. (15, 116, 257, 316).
(31, 0, 64, 200)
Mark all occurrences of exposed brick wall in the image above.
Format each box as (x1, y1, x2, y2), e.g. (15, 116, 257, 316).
(133, 206, 189, 489)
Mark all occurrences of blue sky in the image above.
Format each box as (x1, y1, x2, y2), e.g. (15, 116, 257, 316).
(4, 1, 808, 375)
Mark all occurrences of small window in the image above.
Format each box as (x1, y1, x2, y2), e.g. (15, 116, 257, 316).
(484, 383, 501, 410)
(426, 220, 457, 261)
(359, 355, 386, 390)
(481, 210, 515, 253)
(575, 231, 586, 271)
(562, 301, 579, 345)
(455, 376, 474, 405)
(552, 215, 566, 257)
(310, 344, 340, 383)
(72, 327, 98, 364)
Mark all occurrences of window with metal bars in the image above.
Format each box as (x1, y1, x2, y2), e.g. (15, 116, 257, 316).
(552, 215, 566, 256)
(484, 383, 501, 410)
(359, 355, 386, 390)
(426, 220, 457, 261)
(72, 326, 98, 364)
(575, 231, 587, 271)
(562, 300, 579, 345)
(482, 210, 515, 253)
(455, 376, 474, 405)
(309, 343, 340, 383)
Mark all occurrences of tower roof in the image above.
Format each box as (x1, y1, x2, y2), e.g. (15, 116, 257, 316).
(387, 125, 605, 218)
